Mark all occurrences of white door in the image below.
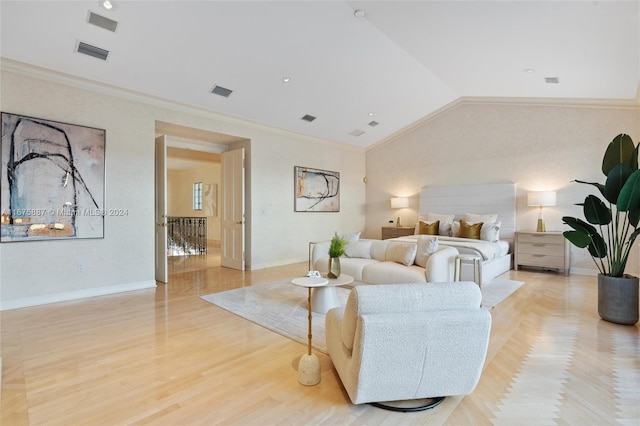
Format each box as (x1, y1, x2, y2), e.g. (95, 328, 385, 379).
(221, 148, 245, 270)
(154, 136, 168, 283)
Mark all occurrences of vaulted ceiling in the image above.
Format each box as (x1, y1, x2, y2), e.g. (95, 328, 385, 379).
(1, 1, 639, 150)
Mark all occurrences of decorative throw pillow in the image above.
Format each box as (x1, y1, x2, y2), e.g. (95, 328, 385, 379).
(390, 243, 417, 266)
(481, 221, 501, 242)
(415, 236, 439, 267)
(458, 220, 483, 239)
(427, 213, 455, 236)
(451, 220, 460, 237)
(418, 220, 439, 235)
(341, 231, 361, 242)
(465, 213, 498, 224)
(344, 240, 372, 259)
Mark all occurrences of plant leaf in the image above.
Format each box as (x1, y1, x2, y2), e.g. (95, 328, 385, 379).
(582, 194, 611, 225)
(617, 169, 640, 212)
(602, 133, 635, 176)
(587, 232, 607, 258)
(562, 230, 591, 248)
(629, 209, 640, 227)
(562, 216, 598, 235)
(604, 163, 632, 203)
(574, 180, 606, 199)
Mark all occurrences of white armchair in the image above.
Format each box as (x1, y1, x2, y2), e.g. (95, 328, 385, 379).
(325, 282, 491, 410)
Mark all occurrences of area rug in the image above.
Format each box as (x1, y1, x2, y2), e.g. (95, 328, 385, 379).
(200, 278, 524, 354)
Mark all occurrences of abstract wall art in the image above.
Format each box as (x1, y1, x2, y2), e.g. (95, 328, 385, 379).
(203, 183, 217, 217)
(294, 166, 340, 212)
(1, 112, 106, 242)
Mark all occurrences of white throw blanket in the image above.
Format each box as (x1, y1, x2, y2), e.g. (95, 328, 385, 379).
(391, 235, 508, 260)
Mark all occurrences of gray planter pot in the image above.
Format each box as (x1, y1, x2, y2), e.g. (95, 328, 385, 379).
(598, 274, 639, 325)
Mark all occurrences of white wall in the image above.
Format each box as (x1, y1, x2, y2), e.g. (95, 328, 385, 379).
(0, 63, 366, 308)
(168, 164, 221, 242)
(365, 99, 640, 275)
(1, 69, 157, 307)
(244, 134, 365, 270)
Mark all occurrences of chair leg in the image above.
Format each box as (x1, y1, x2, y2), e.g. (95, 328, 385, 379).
(369, 396, 445, 412)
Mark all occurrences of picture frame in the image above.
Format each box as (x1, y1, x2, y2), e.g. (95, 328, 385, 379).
(1, 112, 106, 242)
(294, 166, 340, 212)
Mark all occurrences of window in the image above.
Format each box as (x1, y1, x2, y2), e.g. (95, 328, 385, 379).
(193, 182, 202, 211)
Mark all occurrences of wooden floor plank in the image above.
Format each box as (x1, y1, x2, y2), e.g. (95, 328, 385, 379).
(1, 251, 639, 425)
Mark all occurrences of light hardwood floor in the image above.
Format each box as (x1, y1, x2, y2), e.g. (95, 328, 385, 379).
(1, 255, 639, 425)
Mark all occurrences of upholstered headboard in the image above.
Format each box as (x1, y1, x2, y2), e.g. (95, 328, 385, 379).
(418, 183, 516, 242)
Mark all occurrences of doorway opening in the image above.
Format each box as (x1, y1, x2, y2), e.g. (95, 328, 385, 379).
(166, 146, 221, 274)
(155, 121, 248, 280)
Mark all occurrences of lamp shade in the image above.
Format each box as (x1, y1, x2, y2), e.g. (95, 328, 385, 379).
(391, 197, 409, 209)
(527, 191, 556, 207)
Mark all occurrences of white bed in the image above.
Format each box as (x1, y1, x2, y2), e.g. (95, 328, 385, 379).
(392, 183, 516, 285)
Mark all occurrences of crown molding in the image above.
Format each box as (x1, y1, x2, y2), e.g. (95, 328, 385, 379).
(3, 58, 636, 155)
(0, 58, 364, 153)
(367, 95, 640, 153)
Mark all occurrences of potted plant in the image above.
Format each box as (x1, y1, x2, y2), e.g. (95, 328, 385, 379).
(327, 233, 347, 278)
(562, 133, 640, 325)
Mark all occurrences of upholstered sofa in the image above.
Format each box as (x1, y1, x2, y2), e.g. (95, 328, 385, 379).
(311, 237, 458, 284)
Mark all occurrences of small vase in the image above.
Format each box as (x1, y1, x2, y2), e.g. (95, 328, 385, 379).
(328, 257, 341, 279)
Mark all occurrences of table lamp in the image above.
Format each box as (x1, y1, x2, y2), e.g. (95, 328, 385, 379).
(527, 191, 556, 232)
(391, 197, 409, 227)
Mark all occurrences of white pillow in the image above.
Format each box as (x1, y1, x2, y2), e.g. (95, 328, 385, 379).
(390, 243, 417, 266)
(344, 240, 372, 259)
(451, 221, 460, 237)
(415, 236, 439, 267)
(481, 221, 501, 242)
(464, 213, 498, 224)
(427, 213, 455, 236)
(341, 231, 361, 242)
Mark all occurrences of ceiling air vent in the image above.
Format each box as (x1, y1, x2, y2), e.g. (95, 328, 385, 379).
(76, 41, 109, 61)
(368, 120, 379, 127)
(210, 85, 233, 97)
(301, 114, 316, 123)
(545, 77, 559, 84)
(88, 11, 118, 32)
(350, 129, 365, 137)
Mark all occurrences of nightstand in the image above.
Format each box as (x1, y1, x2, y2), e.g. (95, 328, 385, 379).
(381, 226, 415, 240)
(514, 231, 570, 275)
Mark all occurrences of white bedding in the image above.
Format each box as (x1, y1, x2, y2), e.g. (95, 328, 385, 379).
(390, 235, 509, 261)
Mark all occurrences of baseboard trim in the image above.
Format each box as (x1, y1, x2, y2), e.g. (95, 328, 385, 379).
(248, 257, 307, 271)
(570, 268, 599, 276)
(0, 280, 157, 311)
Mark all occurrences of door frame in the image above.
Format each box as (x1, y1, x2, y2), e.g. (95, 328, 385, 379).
(154, 134, 248, 278)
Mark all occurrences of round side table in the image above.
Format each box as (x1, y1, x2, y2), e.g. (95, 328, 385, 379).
(312, 274, 354, 314)
(291, 276, 328, 386)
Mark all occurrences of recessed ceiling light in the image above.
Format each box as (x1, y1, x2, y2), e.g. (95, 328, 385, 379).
(282, 77, 291, 83)
(354, 9, 366, 18)
(524, 68, 536, 73)
(368, 112, 374, 116)
(99, 0, 115, 11)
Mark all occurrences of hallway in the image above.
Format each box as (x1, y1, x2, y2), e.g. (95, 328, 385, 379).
(168, 243, 221, 274)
